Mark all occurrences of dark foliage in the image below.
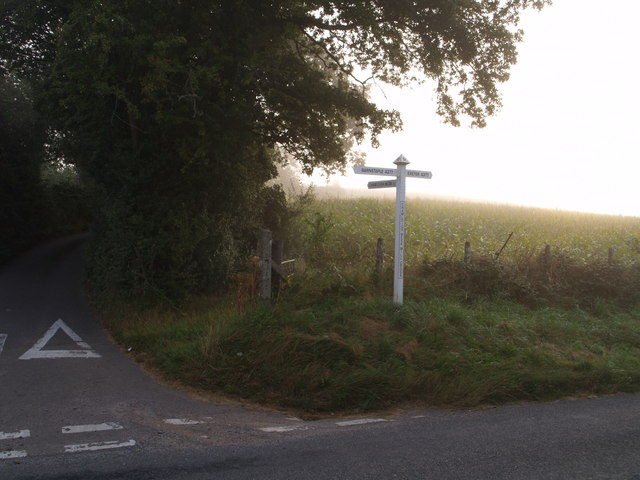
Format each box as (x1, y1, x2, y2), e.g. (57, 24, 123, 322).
(0, 75, 45, 264)
(1, 0, 549, 302)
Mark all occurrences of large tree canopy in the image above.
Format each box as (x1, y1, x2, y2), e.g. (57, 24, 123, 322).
(1, 0, 549, 302)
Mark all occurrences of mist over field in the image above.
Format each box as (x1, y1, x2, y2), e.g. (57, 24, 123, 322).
(307, 182, 640, 219)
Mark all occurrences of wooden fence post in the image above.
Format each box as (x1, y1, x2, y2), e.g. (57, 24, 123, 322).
(272, 239, 284, 294)
(258, 229, 272, 300)
(376, 238, 385, 279)
(464, 241, 471, 265)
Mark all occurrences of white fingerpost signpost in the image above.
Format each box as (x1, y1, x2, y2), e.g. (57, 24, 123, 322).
(354, 154, 432, 305)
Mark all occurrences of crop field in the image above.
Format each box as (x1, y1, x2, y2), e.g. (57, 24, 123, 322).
(291, 197, 640, 276)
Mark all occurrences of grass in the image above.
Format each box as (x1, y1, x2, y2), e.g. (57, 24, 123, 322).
(103, 197, 640, 415)
(107, 295, 640, 414)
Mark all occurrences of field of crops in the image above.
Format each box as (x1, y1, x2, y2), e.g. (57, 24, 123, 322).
(294, 197, 640, 271)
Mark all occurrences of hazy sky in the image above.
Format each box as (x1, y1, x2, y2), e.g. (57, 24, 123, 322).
(312, 0, 640, 217)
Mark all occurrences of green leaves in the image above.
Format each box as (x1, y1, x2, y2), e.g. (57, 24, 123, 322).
(1, 0, 550, 301)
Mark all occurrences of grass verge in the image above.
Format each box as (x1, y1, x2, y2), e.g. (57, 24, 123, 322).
(104, 293, 640, 415)
(102, 197, 640, 415)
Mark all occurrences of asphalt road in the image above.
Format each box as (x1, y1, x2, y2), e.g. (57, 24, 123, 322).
(2, 237, 640, 479)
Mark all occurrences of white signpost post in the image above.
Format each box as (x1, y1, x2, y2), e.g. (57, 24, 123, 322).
(354, 154, 432, 305)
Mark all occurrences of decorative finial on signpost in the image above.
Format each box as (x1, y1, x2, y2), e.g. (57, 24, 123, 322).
(393, 154, 410, 166)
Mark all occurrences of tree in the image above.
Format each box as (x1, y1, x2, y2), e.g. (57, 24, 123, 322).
(0, 74, 45, 264)
(1, 0, 549, 302)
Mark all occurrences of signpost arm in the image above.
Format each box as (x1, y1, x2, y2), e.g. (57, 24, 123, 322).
(393, 155, 409, 305)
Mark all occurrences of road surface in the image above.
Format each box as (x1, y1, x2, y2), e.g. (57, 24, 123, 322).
(1, 237, 640, 479)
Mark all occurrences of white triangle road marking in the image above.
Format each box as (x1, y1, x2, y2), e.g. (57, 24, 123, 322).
(19, 319, 101, 360)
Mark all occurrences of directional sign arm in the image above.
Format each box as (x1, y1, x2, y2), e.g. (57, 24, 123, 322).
(354, 166, 397, 177)
(368, 180, 397, 189)
(406, 170, 433, 179)
(355, 165, 432, 179)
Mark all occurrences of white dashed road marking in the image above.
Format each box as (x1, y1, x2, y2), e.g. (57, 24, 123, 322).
(1, 422, 138, 459)
(61, 422, 134, 454)
(0, 333, 6, 357)
(0, 429, 30, 440)
(64, 439, 136, 453)
(260, 425, 309, 433)
(336, 418, 388, 427)
(164, 418, 204, 425)
(0, 429, 30, 460)
(62, 423, 123, 434)
(0, 450, 27, 460)
(0, 414, 396, 461)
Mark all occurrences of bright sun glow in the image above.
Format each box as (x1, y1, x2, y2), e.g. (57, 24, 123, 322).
(307, 0, 640, 217)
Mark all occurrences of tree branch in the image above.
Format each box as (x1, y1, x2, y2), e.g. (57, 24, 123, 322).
(298, 27, 371, 92)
